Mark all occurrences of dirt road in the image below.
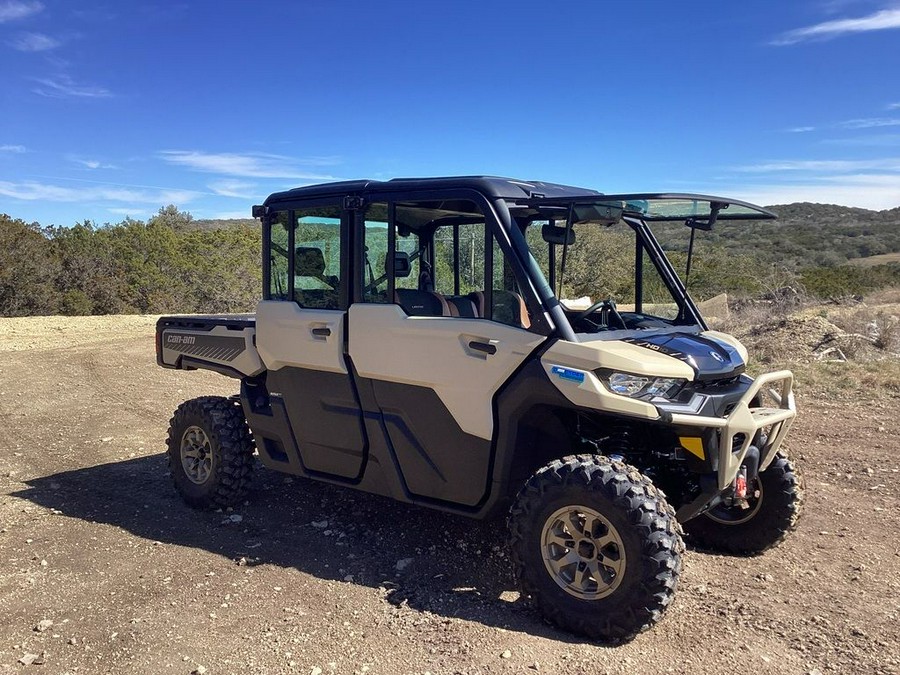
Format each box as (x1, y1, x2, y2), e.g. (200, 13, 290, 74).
(1, 316, 898, 674)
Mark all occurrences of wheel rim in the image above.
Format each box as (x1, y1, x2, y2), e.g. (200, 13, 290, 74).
(180, 425, 214, 485)
(705, 481, 764, 525)
(540, 505, 626, 600)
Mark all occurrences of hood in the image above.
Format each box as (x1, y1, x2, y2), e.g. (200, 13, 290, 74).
(622, 332, 745, 381)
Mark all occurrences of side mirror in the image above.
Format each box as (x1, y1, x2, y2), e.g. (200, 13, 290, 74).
(542, 224, 576, 246)
(391, 251, 412, 278)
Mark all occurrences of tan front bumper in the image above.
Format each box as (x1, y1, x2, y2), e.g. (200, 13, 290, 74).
(668, 370, 796, 490)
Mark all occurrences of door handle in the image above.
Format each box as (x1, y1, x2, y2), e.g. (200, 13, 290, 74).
(311, 326, 331, 338)
(468, 340, 497, 355)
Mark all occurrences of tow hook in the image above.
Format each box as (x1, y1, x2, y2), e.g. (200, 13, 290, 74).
(733, 466, 750, 509)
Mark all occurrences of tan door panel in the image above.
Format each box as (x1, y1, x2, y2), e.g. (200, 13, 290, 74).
(348, 303, 543, 440)
(256, 300, 347, 374)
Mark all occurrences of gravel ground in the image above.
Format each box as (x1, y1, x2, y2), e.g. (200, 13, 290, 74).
(0, 315, 898, 674)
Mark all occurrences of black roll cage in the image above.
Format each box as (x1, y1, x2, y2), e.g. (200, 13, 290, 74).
(257, 184, 779, 341)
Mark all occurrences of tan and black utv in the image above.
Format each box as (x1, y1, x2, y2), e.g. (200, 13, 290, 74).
(157, 177, 801, 641)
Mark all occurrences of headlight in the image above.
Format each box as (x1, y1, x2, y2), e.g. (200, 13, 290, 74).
(604, 371, 685, 400)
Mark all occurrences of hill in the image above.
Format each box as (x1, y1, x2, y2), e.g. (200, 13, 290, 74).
(193, 202, 900, 271)
(639, 202, 900, 270)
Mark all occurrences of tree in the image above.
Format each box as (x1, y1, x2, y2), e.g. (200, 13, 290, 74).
(0, 214, 59, 316)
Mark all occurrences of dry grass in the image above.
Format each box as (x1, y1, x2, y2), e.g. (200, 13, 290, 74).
(846, 252, 900, 267)
(728, 291, 900, 402)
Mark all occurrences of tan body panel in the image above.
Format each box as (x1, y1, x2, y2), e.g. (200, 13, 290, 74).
(701, 330, 749, 363)
(255, 301, 347, 374)
(540, 338, 694, 419)
(159, 322, 264, 377)
(348, 304, 543, 440)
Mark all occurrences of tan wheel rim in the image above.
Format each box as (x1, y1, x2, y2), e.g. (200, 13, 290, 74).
(540, 505, 626, 600)
(180, 425, 214, 485)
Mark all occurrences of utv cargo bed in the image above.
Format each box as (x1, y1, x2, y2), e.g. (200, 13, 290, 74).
(156, 314, 263, 379)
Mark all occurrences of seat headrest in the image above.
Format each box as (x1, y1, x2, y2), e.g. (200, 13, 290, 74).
(296, 247, 326, 276)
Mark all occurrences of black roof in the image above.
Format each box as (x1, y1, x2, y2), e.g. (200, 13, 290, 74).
(263, 176, 603, 205)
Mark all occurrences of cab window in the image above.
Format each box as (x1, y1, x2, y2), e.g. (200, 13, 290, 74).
(265, 205, 344, 309)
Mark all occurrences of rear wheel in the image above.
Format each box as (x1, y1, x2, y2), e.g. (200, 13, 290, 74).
(166, 396, 255, 509)
(684, 452, 802, 555)
(508, 455, 683, 642)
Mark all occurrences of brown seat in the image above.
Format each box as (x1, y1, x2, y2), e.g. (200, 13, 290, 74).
(468, 291, 530, 328)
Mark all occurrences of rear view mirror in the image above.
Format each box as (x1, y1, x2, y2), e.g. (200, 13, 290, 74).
(573, 203, 623, 226)
(391, 251, 412, 278)
(542, 224, 575, 246)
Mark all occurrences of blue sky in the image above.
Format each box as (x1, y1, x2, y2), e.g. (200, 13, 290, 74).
(1, 0, 900, 226)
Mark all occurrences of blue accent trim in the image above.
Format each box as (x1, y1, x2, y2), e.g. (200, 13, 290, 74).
(551, 366, 585, 384)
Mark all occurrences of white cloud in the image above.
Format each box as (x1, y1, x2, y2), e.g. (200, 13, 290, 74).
(838, 117, 900, 129)
(67, 156, 117, 170)
(107, 207, 147, 217)
(32, 74, 112, 99)
(1, 144, 27, 153)
(773, 7, 900, 45)
(0, 179, 199, 205)
(786, 126, 816, 133)
(823, 133, 900, 146)
(887, 102, 900, 110)
(0, 0, 43, 23)
(159, 150, 338, 179)
(208, 179, 257, 199)
(735, 158, 900, 172)
(10, 31, 60, 51)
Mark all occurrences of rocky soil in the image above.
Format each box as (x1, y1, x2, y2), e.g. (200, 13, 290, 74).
(1, 315, 898, 674)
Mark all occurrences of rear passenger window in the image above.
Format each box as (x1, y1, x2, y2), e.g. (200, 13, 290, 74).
(293, 207, 342, 309)
(358, 199, 532, 329)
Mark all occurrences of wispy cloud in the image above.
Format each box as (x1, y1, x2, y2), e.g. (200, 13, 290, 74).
(786, 126, 816, 133)
(0, 179, 199, 205)
(10, 31, 59, 51)
(773, 7, 900, 45)
(839, 117, 900, 129)
(32, 74, 113, 99)
(159, 150, 339, 179)
(1, 144, 27, 153)
(735, 158, 900, 172)
(207, 179, 257, 199)
(67, 155, 117, 170)
(107, 207, 147, 217)
(887, 102, 900, 110)
(0, 0, 43, 23)
(822, 133, 900, 146)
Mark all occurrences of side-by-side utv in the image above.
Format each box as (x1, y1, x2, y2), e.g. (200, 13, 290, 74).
(156, 177, 801, 641)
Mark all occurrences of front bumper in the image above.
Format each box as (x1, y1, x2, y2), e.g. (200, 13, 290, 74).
(666, 370, 796, 491)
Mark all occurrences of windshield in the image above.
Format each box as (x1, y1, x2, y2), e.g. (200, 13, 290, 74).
(522, 218, 696, 335)
(511, 194, 774, 336)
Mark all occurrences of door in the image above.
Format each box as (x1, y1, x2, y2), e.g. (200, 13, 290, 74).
(255, 203, 367, 480)
(347, 199, 544, 506)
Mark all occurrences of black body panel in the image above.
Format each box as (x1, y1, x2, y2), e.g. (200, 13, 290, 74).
(266, 367, 368, 480)
(371, 381, 491, 507)
(622, 332, 745, 380)
(157, 315, 256, 330)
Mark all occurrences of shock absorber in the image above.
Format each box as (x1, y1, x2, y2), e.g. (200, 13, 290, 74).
(597, 422, 638, 462)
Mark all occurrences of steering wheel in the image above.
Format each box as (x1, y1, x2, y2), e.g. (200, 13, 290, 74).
(572, 298, 627, 330)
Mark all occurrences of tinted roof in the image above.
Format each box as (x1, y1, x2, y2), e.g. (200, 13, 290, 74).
(263, 176, 603, 205)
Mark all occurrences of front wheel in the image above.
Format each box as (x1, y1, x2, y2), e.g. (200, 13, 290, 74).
(508, 455, 683, 642)
(166, 396, 255, 509)
(684, 452, 802, 555)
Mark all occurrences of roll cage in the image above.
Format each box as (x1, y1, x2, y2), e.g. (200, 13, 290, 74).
(258, 179, 775, 343)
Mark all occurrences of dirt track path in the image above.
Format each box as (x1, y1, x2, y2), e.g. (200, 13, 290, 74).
(0, 317, 898, 674)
